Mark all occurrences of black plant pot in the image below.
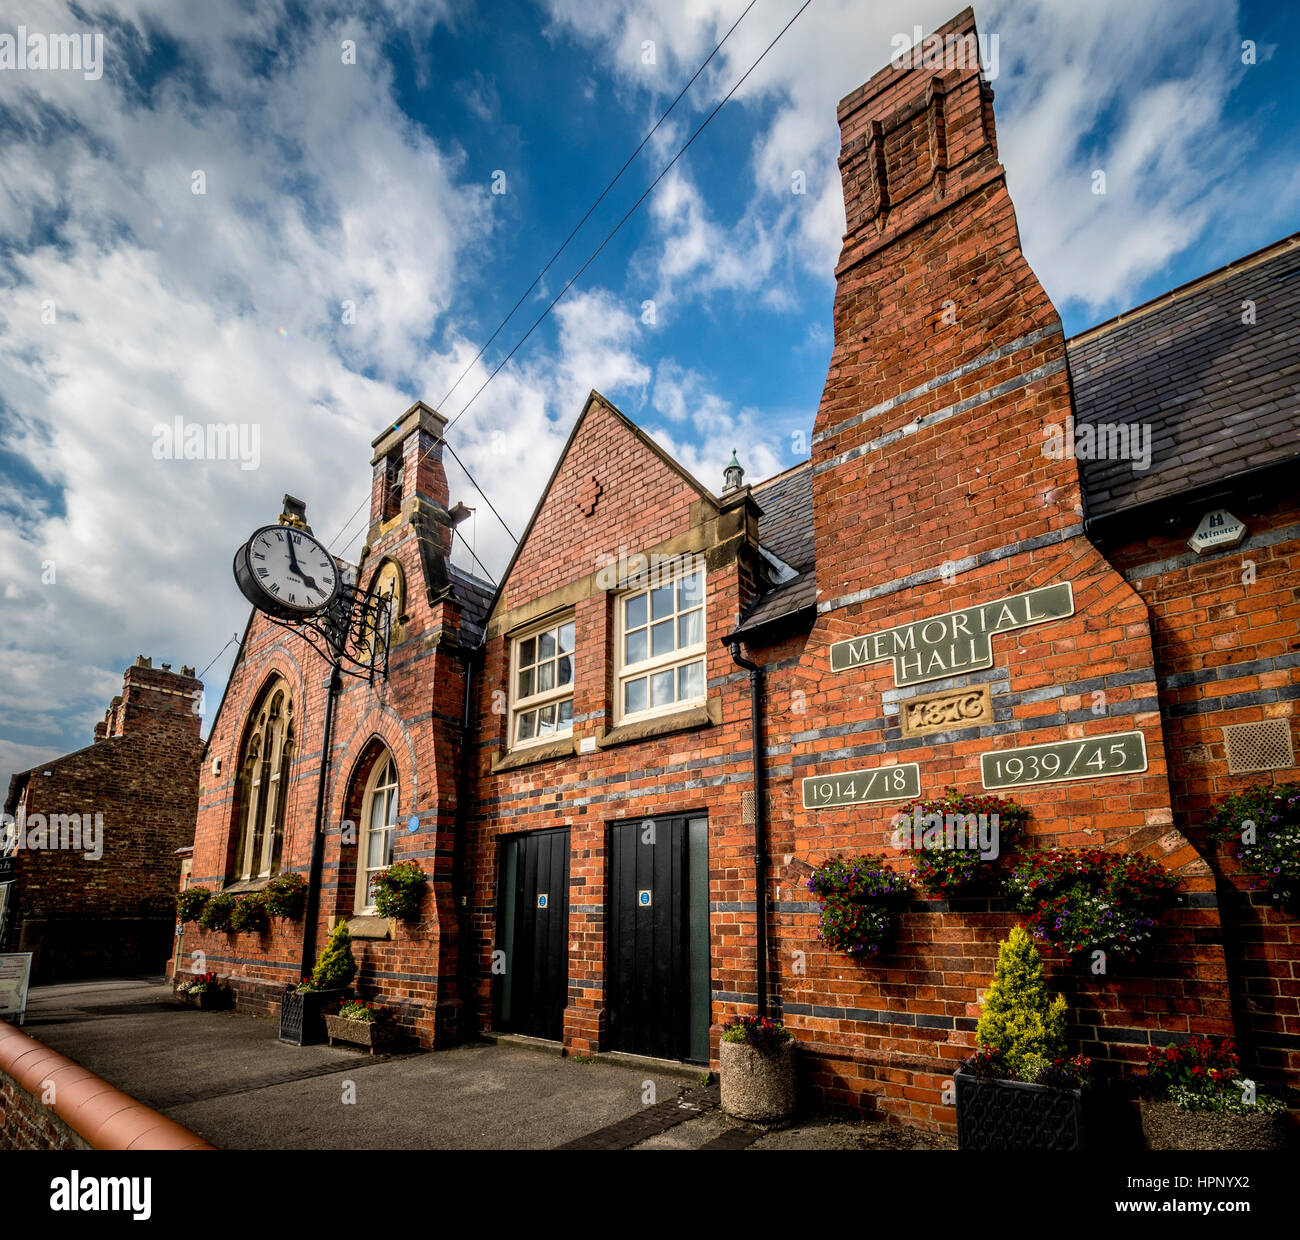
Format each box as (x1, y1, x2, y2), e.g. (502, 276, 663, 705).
(278, 987, 345, 1046)
(955, 1067, 1085, 1150)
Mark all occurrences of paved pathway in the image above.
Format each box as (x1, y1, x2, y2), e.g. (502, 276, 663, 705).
(20, 977, 952, 1151)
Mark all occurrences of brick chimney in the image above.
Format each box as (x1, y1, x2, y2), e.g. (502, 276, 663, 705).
(812, 6, 1081, 610)
(97, 657, 202, 742)
(365, 400, 472, 591)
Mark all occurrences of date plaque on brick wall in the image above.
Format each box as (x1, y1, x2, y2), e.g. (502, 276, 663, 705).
(802, 763, 920, 809)
(899, 684, 993, 737)
(980, 730, 1147, 789)
(829, 583, 1074, 687)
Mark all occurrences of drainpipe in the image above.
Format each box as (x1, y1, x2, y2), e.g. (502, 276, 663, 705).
(299, 665, 341, 981)
(728, 641, 768, 1017)
(452, 654, 477, 1039)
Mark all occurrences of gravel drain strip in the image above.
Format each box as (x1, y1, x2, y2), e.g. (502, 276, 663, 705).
(145, 1053, 397, 1109)
(557, 1083, 720, 1150)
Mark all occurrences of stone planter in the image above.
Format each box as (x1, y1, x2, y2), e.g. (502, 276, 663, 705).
(1139, 1099, 1289, 1151)
(279, 988, 345, 1046)
(720, 1039, 797, 1123)
(324, 1014, 394, 1055)
(189, 988, 230, 1011)
(955, 1067, 1084, 1150)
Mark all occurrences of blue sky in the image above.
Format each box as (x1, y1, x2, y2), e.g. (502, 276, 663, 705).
(1, 0, 1298, 790)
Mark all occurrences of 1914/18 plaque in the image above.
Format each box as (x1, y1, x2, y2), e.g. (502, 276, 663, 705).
(802, 763, 921, 808)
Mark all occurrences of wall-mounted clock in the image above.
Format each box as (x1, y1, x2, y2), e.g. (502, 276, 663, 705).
(234, 524, 341, 620)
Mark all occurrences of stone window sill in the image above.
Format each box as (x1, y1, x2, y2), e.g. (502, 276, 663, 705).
(491, 736, 579, 773)
(343, 915, 393, 940)
(595, 697, 720, 750)
(221, 876, 270, 896)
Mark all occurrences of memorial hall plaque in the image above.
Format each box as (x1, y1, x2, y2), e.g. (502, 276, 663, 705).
(899, 684, 993, 737)
(802, 762, 921, 809)
(980, 730, 1147, 789)
(829, 582, 1074, 687)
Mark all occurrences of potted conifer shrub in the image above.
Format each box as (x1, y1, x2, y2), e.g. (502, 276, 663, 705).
(324, 1000, 394, 1055)
(955, 925, 1091, 1150)
(719, 1015, 797, 1123)
(279, 920, 357, 1046)
(1138, 1035, 1289, 1150)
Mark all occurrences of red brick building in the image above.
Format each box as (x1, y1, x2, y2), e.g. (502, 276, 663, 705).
(177, 8, 1298, 1133)
(3, 659, 204, 982)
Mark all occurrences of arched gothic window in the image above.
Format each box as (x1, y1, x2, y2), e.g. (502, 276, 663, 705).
(232, 678, 294, 881)
(356, 753, 398, 913)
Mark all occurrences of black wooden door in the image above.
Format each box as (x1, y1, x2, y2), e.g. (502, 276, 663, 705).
(607, 815, 710, 1061)
(495, 828, 569, 1041)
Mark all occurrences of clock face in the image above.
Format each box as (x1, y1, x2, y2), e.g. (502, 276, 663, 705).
(240, 525, 340, 616)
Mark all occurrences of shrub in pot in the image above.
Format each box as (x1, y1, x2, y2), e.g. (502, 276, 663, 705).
(806, 855, 912, 957)
(280, 920, 358, 1046)
(199, 891, 237, 933)
(1139, 1036, 1288, 1150)
(893, 787, 1027, 896)
(372, 860, 426, 922)
(176, 887, 211, 924)
(230, 891, 269, 934)
(264, 872, 309, 920)
(1207, 781, 1300, 909)
(719, 1015, 796, 1123)
(955, 925, 1091, 1150)
(324, 999, 394, 1055)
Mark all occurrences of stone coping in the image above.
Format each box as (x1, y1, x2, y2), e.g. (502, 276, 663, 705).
(0, 1020, 214, 1151)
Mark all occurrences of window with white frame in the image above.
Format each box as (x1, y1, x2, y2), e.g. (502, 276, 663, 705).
(617, 565, 706, 722)
(510, 617, 575, 748)
(356, 754, 398, 913)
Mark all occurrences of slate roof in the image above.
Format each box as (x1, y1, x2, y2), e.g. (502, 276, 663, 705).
(1067, 233, 1300, 519)
(729, 462, 818, 640)
(752, 461, 815, 571)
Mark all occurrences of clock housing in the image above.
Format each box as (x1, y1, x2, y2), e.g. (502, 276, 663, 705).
(234, 524, 342, 620)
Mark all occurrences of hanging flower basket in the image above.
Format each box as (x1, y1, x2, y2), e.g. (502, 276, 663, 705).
(264, 872, 310, 920)
(1005, 848, 1180, 961)
(372, 860, 427, 922)
(806, 855, 912, 957)
(1206, 781, 1300, 908)
(893, 787, 1027, 896)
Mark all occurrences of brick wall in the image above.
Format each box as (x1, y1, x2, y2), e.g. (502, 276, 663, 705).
(5, 662, 203, 982)
(468, 392, 769, 1051)
(1109, 497, 1300, 1081)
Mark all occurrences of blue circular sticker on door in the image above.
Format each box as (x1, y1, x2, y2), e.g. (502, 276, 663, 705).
(537, 893, 548, 909)
(638, 889, 652, 907)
